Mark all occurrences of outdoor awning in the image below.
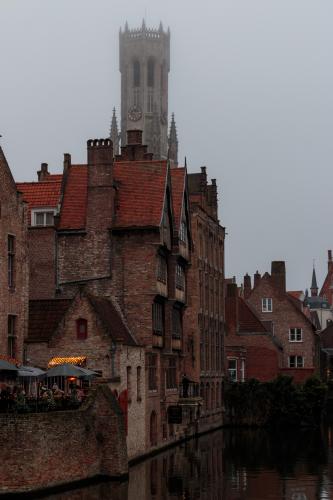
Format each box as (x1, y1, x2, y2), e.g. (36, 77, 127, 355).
(48, 356, 87, 368)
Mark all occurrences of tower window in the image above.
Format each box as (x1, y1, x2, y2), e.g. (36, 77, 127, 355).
(147, 58, 155, 87)
(133, 60, 140, 87)
(147, 90, 154, 113)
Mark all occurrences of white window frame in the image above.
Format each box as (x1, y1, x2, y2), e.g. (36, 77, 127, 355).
(288, 355, 304, 368)
(289, 327, 303, 343)
(262, 297, 273, 313)
(228, 359, 237, 382)
(240, 359, 245, 382)
(31, 208, 57, 227)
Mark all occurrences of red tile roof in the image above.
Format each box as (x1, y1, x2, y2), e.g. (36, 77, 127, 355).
(16, 180, 62, 224)
(113, 160, 168, 229)
(170, 167, 185, 231)
(58, 165, 88, 230)
(238, 298, 268, 333)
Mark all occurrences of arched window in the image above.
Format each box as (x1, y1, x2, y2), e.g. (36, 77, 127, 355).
(147, 58, 155, 87)
(76, 318, 88, 340)
(133, 60, 140, 87)
(150, 411, 157, 446)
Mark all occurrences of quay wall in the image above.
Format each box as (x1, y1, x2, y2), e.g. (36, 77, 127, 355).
(0, 385, 128, 494)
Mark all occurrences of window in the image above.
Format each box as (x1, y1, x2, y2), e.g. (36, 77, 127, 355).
(8, 316, 16, 359)
(166, 358, 177, 389)
(289, 328, 303, 342)
(76, 318, 88, 340)
(157, 254, 167, 284)
(180, 221, 187, 243)
(262, 298, 273, 312)
(148, 353, 157, 390)
(288, 355, 304, 368)
(228, 359, 237, 381)
(133, 60, 140, 87)
(8, 235, 15, 288)
(240, 359, 245, 382)
(152, 301, 164, 335)
(133, 88, 140, 107)
(32, 210, 55, 227)
(176, 264, 185, 291)
(172, 307, 182, 339)
(147, 58, 155, 87)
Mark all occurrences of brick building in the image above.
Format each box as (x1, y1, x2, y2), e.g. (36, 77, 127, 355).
(18, 132, 205, 453)
(0, 146, 28, 363)
(186, 167, 225, 430)
(225, 282, 282, 382)
(243, 261, 317, 383)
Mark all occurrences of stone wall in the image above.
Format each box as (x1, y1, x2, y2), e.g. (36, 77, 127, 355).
(0, 385, 128, 494)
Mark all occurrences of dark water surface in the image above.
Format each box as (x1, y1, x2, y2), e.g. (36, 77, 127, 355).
(40, 426, 333, 499)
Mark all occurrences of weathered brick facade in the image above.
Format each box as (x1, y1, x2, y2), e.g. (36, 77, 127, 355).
(225, 282, 282, 382)
(0, 385, 128, 494)
(245, 262, 317, 382)
(187, 168, 225, 430)
(0, 147, 28, 362)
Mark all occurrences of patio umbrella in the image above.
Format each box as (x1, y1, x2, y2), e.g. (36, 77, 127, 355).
(18, 366, 46, 378)
(0, 360, 18, 372)
(76, 367, 98, 379)
(46, 364, 86, 378)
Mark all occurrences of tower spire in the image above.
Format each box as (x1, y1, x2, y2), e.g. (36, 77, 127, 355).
(310, 264, 318, 297)
(110, 107, 120, 157)
(168, 113, 178, 166)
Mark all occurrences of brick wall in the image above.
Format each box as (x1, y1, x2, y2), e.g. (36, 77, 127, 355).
(0, 385, 127, 494)
(28, 227, 56, 299)
(0, 147, 29, 362)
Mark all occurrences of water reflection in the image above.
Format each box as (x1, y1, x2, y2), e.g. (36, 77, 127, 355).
(35, 426, 333, 500)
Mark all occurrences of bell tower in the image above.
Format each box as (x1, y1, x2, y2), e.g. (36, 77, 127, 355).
(119, 20, 170, 159)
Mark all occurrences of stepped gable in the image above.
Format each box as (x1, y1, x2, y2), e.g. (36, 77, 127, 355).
(170, 167, 185, 232)
(113, 160, 168, 229)
(58, 165, 88, 230)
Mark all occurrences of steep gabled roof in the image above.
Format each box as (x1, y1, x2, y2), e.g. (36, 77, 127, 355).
(58, 165, 88, 230)
(170, 167, 186, 232)
(238, 298, 268, 333)
(87, 295, 137, 346)
(113, 160, 168, 229)
(16, 179, 62, 224)
(28, 299, 72, 342)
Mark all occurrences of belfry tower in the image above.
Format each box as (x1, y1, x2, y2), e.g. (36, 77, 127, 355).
(119, 20, 170, 159)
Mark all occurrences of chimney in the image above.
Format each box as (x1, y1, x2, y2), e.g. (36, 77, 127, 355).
(127, 130, 143, 145)
(243, 273, 252, 299)
(254, 270, 261, 288)
(37, 163, 49, 182)
(87, 138, 113, 166)
(329, 250, 333, 271)
(225, 283, 239, 335)
(63, 153, 71, 174)
(271, 261, 286, 293)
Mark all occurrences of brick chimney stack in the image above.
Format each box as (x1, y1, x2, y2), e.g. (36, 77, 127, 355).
(37, 163, 50, 182)
(225, 283, 239, 335)
(87, 138, 113, 166)
(243, 273, 252, 299)
(117, 130, 153, 161)
(254, 270, 261, 288)
(271, 261, 286, 293)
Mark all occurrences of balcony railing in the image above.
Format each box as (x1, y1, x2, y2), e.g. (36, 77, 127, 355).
(179, 381, 200, 399)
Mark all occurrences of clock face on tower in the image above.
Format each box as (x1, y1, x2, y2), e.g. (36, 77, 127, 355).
(128, 105, 142, 122)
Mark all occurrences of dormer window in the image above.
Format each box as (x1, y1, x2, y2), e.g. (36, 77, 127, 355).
(32, 208, 56, 227)
(76, 318, 88, 340)
(176, 264, 185, 291)
(180, 221, 187, 244)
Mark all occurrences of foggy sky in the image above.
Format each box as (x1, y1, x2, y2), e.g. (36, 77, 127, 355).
(1, 0, 332, 291)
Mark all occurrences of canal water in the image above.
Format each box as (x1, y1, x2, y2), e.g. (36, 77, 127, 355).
(40, 426, 333, 499)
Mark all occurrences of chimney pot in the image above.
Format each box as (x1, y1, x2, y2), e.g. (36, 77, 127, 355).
(243, 273, 252, 299)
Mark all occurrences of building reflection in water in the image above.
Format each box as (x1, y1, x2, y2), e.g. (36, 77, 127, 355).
(35, 427, 333, 500)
